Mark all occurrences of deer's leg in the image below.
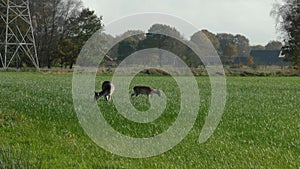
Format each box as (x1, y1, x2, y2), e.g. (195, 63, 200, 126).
(131, 92, 138, 97)
(107, 95, 111, 101)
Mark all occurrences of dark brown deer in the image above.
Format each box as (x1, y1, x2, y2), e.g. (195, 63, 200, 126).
(131, 86, 161, 97)
(95, 81, 115, 101)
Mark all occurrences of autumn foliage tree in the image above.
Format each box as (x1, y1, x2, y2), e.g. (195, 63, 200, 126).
(223, 44, 238, 64)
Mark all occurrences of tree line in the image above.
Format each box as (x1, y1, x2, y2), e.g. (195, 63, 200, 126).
(0, 0, 298, 69)
(105, 25, 283, 68)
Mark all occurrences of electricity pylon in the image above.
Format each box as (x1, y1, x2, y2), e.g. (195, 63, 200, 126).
(0, 0, 39, 69)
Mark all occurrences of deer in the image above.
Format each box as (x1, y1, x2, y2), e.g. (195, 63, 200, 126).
(131, 86, 161, 97)
(95, 81, 115, 101)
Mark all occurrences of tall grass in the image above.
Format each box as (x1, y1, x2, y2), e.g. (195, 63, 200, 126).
(0, 72, 299, 168)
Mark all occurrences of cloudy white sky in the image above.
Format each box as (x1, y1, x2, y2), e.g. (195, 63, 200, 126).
(81, 0, 280, 45)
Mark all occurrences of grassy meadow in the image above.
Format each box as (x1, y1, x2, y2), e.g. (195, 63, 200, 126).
(0, 72, 299, 168)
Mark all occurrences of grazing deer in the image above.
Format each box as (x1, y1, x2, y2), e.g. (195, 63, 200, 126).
(131, 86, 161, 97)
(95, 81, 115, 101)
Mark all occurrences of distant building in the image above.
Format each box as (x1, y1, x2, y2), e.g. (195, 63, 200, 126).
(234, 50, 290, 66)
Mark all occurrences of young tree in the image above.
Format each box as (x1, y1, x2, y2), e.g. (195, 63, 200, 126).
(247, 55, 255, 68)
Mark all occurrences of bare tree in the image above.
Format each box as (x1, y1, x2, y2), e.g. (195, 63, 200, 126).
(30, 0, 82, 68)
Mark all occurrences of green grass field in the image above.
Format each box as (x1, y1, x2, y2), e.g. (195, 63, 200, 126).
(0, 72, 299, 168)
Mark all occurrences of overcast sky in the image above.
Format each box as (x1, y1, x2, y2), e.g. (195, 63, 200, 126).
(81, 0, 280, 45)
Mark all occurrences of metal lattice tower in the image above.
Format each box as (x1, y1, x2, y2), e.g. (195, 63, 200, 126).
(0, 0, 39, 68)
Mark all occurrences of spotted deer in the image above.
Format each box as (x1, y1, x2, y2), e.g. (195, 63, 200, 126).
(131, 86, 161, 97)
(95, 81, 115, 101)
